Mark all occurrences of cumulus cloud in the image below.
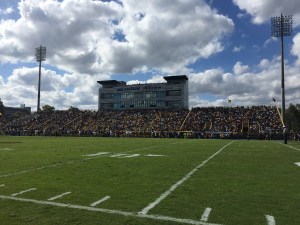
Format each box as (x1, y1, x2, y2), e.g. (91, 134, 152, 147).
(232, 45, 244, 52)
(127, 75, 168, 85)
(188, 57, 300, 107)
(263, 37, 277, 48)
(0, 7, 14, 15)
(1, 0, 299, 110)
(237, 13, 247, 19)
(0, 0, 236, 110)
(0, 0, 123, 73)
(0, 67, 109, 110)
(291, 33, 300, 65)
(0, 0, 234, 75)
(233, 61, 249, 75)
(233, 0, 300, 26)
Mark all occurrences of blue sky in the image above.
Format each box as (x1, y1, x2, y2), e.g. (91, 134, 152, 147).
(0, 0, 300, 111)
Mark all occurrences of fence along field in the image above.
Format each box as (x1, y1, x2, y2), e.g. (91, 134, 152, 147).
(0, 136, 299, 225)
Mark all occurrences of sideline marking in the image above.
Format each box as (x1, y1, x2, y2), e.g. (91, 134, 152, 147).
(0, 148, 14, 151)
(0, 184, 5, 187)
(11, 188, 37, 197)
(120, 154, 140, 158)
(0, 195, 222, 225)
(90, 196, 110, 207)
(110, 154, 128, 158)
(295, 162, 300, 167)
(48, 192, 71, 201)
(0, 161, 75, 178)
(265, 215, 276, 225)
(139, 141, 235, 215)
(146, 154, 166, 157)
(200, 208, 212, 222)
(83, 152, 110, 157)
(278, 142, 300, 152)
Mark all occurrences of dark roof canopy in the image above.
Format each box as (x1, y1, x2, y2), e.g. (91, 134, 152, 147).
(98, 75, 188, 86)
(163, 75, 188, 81)
(97, 80, 121, 85)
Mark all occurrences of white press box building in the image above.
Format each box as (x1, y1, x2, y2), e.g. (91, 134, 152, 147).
(97, 75, 188, 110)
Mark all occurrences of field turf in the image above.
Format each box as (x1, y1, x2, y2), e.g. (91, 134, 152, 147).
(0, 136, 299, 225)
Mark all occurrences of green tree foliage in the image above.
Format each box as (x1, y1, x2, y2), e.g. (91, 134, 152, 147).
(42, 104, 55, 112)
(69, 106, 79, 111)
(286, 103, 300, 132)
(0, 98, 5, 116)
(12, 111, 23, 118)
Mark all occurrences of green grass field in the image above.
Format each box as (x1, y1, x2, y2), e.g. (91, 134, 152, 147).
(0, 136, 299, 225)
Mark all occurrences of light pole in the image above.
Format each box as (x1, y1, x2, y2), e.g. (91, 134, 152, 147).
(271, 14, 292, 144)
(35, 45, 46, 112)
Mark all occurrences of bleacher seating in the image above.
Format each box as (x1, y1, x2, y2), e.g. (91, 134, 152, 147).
(0, 106, 288, 139)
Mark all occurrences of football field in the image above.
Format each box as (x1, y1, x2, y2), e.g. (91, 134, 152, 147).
(0, 136, 299, 225)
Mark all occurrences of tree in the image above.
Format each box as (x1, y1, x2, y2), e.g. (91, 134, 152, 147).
(69, 106, 79, 111)
(42, 104, 55, 112)
(286, 103, 300, 132)
(0, 98, 5, 116)
(13, 111, 23, 118)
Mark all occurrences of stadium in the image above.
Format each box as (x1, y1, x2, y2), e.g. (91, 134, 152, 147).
(1, 76, 300, 225)
(0, 79, 291, 140)
(1, 1, 300, 225)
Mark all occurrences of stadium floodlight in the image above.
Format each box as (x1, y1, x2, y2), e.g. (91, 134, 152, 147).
(271, 14, 292, 144)
(35, 45, 46, 112)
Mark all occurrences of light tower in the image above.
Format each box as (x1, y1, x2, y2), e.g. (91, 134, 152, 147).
(271, 14, 292, 143)
(35, 45, 46, 112)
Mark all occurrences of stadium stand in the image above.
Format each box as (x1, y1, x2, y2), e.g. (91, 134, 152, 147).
(0, 106, 294, 140)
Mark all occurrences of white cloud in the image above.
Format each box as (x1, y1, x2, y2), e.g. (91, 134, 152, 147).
(1, 0, 299, 110)
(0, 0, 123, 73)
(0, 7, 14, 15)
(0, 67, 109, 110)
(237, 13, 247, 19)
(263, 37, 277, 48)
(233, 0, 300, 26)
(0, 0, 234, 75)
(188, 58, 300, 107)
(258, 58, 271, 69)
(232, 45, 244, 52)
(0, 0, 236, 110)
(291, 33, 300, 65)
(233, 61, 249, 75)
(125, 75, 169, 85)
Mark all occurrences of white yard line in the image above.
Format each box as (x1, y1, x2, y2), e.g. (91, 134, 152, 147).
(110, 153, 128, 158)
(0, 184, 5, 187)
(200, 208, 212, 222)
(0, 148, 14, 151)
(83, 152, 110, 157)
(120, 154, 140, 158)
(139, 141, 235, 215)
(48, 192, 71, 201)
(287, 145, 300, 152)
(265, 215, 276, 225)
(278, 142, 300, 152)
(0, 194, 222, 225)
(90, 196, 110, 207)
(11, 188, 37, 197)
(0, 160, 75, 178)
(295, 162, 300, 167)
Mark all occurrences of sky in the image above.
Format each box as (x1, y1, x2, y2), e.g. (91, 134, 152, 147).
(0, 0, 300, 111)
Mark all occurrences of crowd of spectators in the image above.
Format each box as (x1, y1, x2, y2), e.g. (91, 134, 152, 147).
(0, 105, 295, 140)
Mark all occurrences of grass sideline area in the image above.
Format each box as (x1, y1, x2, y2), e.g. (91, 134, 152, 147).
(0, 136, 299, 225)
